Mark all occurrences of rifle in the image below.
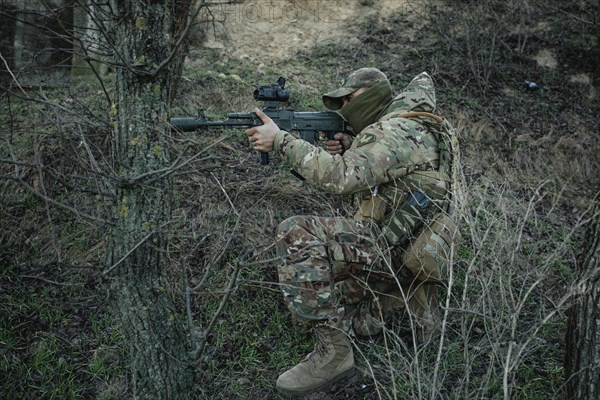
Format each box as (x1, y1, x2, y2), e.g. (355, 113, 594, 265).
(170, 77, 350, 165)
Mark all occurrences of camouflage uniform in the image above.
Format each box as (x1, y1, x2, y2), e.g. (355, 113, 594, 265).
(273, 70, 452, 336)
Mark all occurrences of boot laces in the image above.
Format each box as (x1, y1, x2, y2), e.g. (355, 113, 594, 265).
(308, 329, 329, 364)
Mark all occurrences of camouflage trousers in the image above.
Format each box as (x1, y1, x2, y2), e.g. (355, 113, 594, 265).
(276, 215, 404, 334)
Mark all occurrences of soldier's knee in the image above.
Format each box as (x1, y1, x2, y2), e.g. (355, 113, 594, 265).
(288, 299, 323, 321)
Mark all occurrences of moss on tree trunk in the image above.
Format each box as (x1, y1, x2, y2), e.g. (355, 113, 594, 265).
(106, 1, 194, 398)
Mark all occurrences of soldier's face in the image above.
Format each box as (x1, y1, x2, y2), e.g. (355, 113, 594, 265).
(342, 87, 367, 107)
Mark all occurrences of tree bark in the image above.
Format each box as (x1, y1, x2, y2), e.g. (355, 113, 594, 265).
(566, 204, 600, 399)
(106, 1, 194, 398)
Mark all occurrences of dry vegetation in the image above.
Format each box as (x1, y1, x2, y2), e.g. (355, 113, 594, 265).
(1, 0, 599, 399)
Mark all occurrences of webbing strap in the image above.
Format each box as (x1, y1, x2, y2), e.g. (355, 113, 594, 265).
(395, 111, 445, 124)
(393, 111, 455, 214)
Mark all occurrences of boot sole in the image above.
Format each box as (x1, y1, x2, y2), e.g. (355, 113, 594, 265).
(276, 367, 356, 398)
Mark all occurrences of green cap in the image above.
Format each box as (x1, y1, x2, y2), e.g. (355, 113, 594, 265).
(322, 68, 389, 110)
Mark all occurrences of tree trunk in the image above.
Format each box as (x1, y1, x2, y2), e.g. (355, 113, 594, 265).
(566, 204, 600, 399)
(106, 1, 194, 398)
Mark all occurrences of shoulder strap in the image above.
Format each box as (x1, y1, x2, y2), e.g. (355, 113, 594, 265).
(395, 111, 445, 124)
(393, 112, 458, 214)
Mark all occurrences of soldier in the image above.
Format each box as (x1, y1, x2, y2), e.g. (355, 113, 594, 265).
(245, 68, 460, 397)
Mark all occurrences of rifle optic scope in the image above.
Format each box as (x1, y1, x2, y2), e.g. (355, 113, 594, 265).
(253, 85, 289, 102)
(253, 77, 289, 103)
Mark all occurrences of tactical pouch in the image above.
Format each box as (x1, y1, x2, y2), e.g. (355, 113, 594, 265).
(354, 196, 388, 223)
(401, 212, 462, 283)
(381, 191, 430, 247)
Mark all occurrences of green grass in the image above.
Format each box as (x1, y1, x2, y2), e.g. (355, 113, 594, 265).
(0, 264, 127, 399)
(1, 301, 85, 399)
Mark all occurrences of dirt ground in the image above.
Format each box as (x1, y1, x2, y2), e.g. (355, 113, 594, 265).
(202, 0, 411, 62)
(200, 0, 596, 99)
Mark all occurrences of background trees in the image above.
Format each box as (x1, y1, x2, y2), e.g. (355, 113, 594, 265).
(2, 1, 203, 398)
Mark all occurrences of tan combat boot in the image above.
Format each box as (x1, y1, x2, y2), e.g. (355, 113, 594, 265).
(276, 327, 355, 397)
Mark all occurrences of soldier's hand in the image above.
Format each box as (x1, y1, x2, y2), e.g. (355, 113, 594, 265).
(325, 132, 353, 155)
(245, 108, 279, 152)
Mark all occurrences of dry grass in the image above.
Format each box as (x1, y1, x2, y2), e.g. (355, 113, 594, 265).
(335, 107, 596, 399)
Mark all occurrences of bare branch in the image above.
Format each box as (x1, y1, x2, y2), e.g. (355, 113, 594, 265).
(5, 176, 109, 225)
(193, 261, 241, 362)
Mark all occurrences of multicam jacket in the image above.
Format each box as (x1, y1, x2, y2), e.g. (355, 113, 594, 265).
(272, 72, 451, 243)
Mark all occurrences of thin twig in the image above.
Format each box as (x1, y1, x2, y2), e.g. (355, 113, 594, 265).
(20, 274, 84, 287)
(8, 176, 109, 225)
(128, 137, 227, 185)
(191, 215, 241, 292)
(183, 235, 211, 350)
(103, 232, 154, 276)
(193, 261, 241, 362)
(211, 172, 239, 217)
(0, 51, 28, 95)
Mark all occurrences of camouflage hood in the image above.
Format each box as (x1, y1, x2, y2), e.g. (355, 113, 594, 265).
(380, 72, 437, 119)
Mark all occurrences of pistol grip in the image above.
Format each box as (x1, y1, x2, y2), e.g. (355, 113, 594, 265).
(260, 152, 269, 165)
